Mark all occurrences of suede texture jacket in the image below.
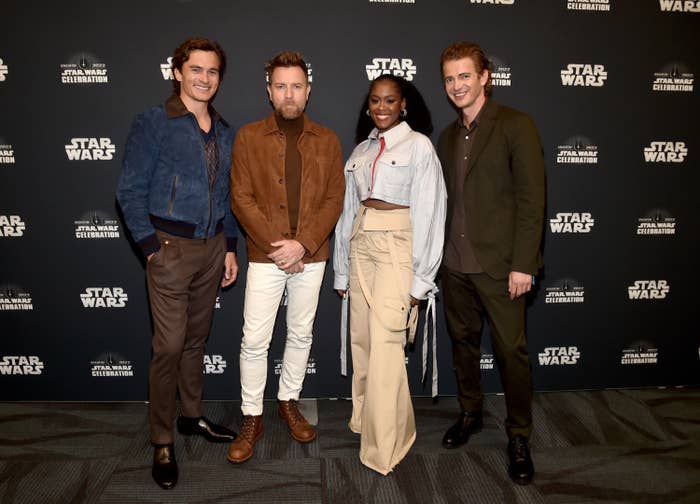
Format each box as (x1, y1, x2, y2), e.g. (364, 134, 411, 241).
(117, 94, 238, 257)
(231, 113, 345, 263)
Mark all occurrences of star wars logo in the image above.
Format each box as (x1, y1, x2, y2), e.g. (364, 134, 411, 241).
(0, 215, 26, 237)
(621, 342, 658, 365)
(65, 138, 116, 161)
(90, 354, 133, 377)
(628, 280, 669, 300)
(0, 144, 15, 164)
(538, 346, 580, 365)
(643, 141, 687, 163)
(74, 211, 120, 239)
(60, 53, 108, 84)
(0, 286, 33, 311)
(273, 357, 317, 375)
(652, 63, 694, 92)
(160, 56, 174, 80)
(545, 279, 585, 304)
(0, 356, 44, 375)
(368, 0, 415, 3)
(80, 287, 128, 308)
(560, 64, 607, 87)
(567, 0, 610, 11)
(366, 58, 416, 81)
(203, 355, 227, 374)
(470, 0, 515, 4)
(489, 56, 512, 87)
(556, 136, 598, 164)
(549, 212, 594, 233)
(480, 353, 494, 370)
(658, 0, 700, 12)
(0, 58, 8, 81)
(637, 209, 676, 236)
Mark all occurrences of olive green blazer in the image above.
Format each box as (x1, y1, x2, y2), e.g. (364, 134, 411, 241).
(437, 100, 545, 279)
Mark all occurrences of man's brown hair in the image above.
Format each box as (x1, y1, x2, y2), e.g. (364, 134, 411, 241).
(440, 41, 492, 97)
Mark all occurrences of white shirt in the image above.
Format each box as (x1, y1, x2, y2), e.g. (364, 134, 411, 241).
(333, 121, 447, 299)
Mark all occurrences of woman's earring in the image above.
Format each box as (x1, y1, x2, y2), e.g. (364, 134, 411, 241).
(366, 109, 371, 116)
(400, 108, 407, 117)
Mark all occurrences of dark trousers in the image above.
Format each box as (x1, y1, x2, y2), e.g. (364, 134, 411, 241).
(441, 266, 533, 438)
(146, 230, 225, 445)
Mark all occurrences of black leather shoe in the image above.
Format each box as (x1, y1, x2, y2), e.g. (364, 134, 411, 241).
(152, 444, 177, 490)
(177, 415, 236, 443)
(442, 411, 483, 449)
(508, 435, 534, 485)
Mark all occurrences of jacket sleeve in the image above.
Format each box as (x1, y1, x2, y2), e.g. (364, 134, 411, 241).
(294, 134, 346, 257)
(230, 128, 286, 255)
(409, 137, 447, 299)
(222, 197, 239, 253)
(116, 112, 160, 258)
(332, 155, 360, 290)
(222, 129, 238, 253)
(508, 113, 546, 275)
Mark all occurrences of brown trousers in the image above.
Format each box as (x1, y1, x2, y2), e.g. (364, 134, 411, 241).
(146, 230, 225, 444)
(442, 266, 533, 438)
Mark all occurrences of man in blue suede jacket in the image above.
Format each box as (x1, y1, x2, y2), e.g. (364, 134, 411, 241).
(116, 36, 238, 490)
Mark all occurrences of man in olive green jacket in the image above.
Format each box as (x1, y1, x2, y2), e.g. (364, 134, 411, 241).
(437, 41, 545, 486)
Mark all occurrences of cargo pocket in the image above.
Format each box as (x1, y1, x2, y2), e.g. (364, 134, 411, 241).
(381, 298, 409, 331)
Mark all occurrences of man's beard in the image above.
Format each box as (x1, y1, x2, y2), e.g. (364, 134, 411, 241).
(275, 102, 304, 120)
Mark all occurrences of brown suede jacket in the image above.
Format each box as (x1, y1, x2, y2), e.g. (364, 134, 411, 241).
(231, 113, 345, 263)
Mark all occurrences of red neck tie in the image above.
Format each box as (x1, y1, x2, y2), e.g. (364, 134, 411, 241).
(369, 136, 386, 196)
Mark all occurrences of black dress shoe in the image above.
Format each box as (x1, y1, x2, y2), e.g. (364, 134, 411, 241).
(177, 415, 237, 443)
(442, 411, 483, 449)
(152, 444, 177, 490)
(508, 435, 534, 485)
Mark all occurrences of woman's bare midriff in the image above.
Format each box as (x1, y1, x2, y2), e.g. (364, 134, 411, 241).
(362, 199, 409, 210)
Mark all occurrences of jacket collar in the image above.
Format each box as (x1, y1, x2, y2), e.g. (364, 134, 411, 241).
(262, 112, 320, 136)
(453, 98, 496, 131)
(164, 94, 230, 128)
(364, 120, 412, 152)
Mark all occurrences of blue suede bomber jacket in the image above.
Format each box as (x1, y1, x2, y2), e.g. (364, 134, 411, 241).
(117, 94, 238, 258)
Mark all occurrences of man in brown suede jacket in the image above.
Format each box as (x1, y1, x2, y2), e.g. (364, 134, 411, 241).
(227, 51, 344, 464)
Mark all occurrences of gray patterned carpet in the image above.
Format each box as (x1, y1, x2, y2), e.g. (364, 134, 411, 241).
(1, 388, 699, 503)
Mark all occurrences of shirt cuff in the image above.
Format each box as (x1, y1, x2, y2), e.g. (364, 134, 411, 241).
(334, 273, 348, 291)
(410, 276, 434, 301)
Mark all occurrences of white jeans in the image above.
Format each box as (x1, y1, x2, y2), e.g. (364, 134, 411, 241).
(239, 261, 326, 416)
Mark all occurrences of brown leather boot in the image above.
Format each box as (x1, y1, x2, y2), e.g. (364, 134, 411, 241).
(279, 399, 316, 443)
(226, 415, 263, 464)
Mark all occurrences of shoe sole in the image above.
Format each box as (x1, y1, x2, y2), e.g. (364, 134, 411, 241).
(226, 430, 264, 464)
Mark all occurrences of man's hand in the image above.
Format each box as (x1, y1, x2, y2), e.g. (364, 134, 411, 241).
(221, 252, 238, 287)
(283, 260, 305, 274)
(336, 289, 346, 298)
(268, 239, 305, 271)
(508, 271, 532, 300)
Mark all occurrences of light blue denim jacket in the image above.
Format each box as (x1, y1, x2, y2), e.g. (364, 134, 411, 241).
(333, 121, 447, 300)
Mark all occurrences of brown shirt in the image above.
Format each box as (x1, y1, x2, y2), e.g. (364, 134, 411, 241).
(443, 107, 484, 273)
(275, 114, 303, 236)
